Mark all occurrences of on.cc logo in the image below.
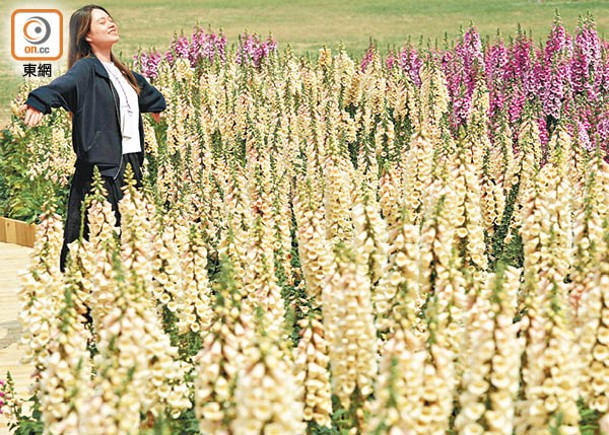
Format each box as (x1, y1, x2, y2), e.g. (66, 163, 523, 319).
(23, 16, 52, 45)
(11, 9, 63, 61)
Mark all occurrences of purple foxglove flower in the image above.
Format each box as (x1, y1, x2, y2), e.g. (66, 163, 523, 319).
(542, 61, 567, 119)
(508, 88, 526, 125)
(385, 51, 396, 70)
(571, 18, 602, 99)
(596, 113, 609, 146)
(398, 46, 422, 86)
(133, 50, 162, 79)
(442, 26, 484, 127)
(508, 31, 533, 87)
(485, 41, 509, 117)
(165, 34, 190, 64)
(538, 115, 549, 152)
(539, 19, 573, 119)
(360, 44, 375, 72)
(236, 33, 278, 68)
(187, 27, 227, 67)
(577, 120, 594, 152)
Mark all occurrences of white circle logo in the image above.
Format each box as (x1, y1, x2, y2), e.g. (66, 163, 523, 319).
(23, 16, 51, 45)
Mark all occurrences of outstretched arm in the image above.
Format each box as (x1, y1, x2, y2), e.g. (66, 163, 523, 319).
(23, 59, 92, 116)
(134, 71, 166, 114)
(20, 105, 44, 127)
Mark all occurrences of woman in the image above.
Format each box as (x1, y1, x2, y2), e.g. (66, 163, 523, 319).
(21, 5, 166, 271)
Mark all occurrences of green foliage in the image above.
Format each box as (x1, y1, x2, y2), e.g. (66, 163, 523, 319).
(327, 389, 370, 434)
(140, 408, 200, 434)
(490, 181, 523, 268)
(2, 372, 43, 435)
(548, 411, 566, 435)
(8, 409, 43, 435)
(161, 306, 203, 359)
(0, 126, 69, 223)
(578, 399, 601, 435)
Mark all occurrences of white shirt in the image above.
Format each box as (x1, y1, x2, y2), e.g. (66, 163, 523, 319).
(101, 60, 141, 154)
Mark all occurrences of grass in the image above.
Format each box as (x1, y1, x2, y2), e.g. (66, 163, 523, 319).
(1, 0, 609, 127)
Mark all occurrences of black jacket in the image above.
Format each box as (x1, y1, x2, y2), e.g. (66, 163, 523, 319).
(25, 54, 166, 178)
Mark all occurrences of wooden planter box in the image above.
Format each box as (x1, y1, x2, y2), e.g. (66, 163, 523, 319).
(0, 217, 36, 248)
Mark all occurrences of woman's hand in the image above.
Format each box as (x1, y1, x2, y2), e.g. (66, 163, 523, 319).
(151, 112, 161, 123)
(20, 104, 44, 127)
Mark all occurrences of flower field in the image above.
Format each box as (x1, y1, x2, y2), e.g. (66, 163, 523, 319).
(3, 15, 609, 434)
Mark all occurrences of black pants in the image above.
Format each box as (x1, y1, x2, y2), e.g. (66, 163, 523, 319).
(59, 153, 143, 272)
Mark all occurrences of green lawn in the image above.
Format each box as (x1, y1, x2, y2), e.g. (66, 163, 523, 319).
(2, 0, 609, 127)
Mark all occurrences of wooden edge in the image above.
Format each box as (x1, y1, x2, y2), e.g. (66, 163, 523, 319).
(0, 217, 5, 242)
(0, 217, 36, 248)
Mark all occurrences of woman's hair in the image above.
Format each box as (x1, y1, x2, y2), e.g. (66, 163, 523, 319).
(68, 4, 140, 94)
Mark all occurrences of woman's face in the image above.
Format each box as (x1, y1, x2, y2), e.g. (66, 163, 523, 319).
(85, 8, 119, 48)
